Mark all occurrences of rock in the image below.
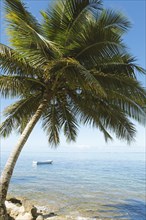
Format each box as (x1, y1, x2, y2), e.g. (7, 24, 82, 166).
(5, 198, 44, 220)
(7, 208, 11, 215)
(31, 206, 37, 218)
(10, 208, 19, 218)
(36, 215, 44, 220)
(22, 198, 37, 217)
(5, 201, 20, 218)
(7, 197, 22, 206)
(5, 200, 27, 219)
(19, 206, 25, 214)
(22, 199, 32, 212)
(8, 215, 15, 220)
(49, 212, 55, 216)
(36, 206, 47, 213)
(15, 212, 33, 220)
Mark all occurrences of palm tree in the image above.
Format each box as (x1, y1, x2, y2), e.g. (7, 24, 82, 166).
(0, 0, 146, 219)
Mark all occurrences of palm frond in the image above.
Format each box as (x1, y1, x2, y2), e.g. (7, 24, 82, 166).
(66, 19, 127, 67)
(107, 90, 146, 124)
(42, 104, 62, 146)
(94, 71, 145, 90)
(63, 9, 131, 69)
(97, 9, 131, 33)
(0, 75, 28, 98)
(97, 120, 113, 142)
(4, 0, 62, 59)
(62, 0, 102, 44)
(41, 0, 102, 45)
(94, 53, 146, 77)
(0, 75, 45, 98)
(4, 0, 40, 31)
(0, 44, 41, 77)
(0, 93, 42, 137)
(41, 1, 67, 42)
(45, 58, 106, 97)
(58, 99, 78, 142)
(69, 91, 137, 143)
(99, 108, 136, 143)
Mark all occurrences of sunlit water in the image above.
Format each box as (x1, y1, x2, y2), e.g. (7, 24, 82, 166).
(1, 151, 146, 219)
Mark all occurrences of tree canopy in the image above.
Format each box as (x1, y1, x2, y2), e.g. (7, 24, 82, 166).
(0, 0, 146, 146)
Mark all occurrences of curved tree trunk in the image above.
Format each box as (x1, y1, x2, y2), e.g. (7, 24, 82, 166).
(0, 99, 48, 220)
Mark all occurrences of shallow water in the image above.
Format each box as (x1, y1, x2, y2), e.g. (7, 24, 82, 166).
(1, 151, 146, 219)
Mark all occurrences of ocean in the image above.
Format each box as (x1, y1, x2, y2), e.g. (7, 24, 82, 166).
(1, 151, 146, 220)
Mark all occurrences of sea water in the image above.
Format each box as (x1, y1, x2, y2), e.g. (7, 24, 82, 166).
(0, 151, 146, 219)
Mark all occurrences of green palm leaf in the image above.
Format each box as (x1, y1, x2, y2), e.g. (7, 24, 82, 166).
(47, 58, 107, 97)
(42, 104, 62, 146)
(0, 44, 40, 77)
(59, 99, 78, 142)
(97, 9, 131, 33)
(41, 0, 102, 45)
(0, 75, 45, 98)
(69, 91, 139, 143)
(0, 93, 42, 137)
(4, 0, 62, 59)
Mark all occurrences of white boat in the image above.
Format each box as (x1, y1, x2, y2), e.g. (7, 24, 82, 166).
(32, 160, 53, 165)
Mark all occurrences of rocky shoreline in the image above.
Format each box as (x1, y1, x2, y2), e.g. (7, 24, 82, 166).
(5, 197, 94, 220)
(5, 196, 55, 220)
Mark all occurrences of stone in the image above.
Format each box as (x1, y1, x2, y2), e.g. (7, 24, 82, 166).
(5, 201, 20, 217)
(10, 208, 19, 218)
(21, 199, 32, 212)
(5, 198, 39, 220)
(36, 206, 48, 213)
(49, 212, 55, 216)
(5, 200, 26, 219)
(8, 215, 15, 220)
(7, 207, 12, 215)
(7, 198, 22, 206)
(15, 213, 33, 220)
(31, 206, 37, 218)
(36, 215, 44, 220)
(19, 206, 25, 214)
(22, 198, 37, 217)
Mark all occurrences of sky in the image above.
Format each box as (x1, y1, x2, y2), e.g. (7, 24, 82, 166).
(0, 0, 146, 153)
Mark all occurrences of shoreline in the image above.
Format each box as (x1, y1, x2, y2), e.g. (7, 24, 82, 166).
(6, 195, 96, 220)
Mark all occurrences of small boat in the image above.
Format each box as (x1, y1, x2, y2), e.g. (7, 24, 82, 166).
(32, 160, 53, 165)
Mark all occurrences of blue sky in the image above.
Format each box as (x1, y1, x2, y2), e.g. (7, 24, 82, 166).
(0, 0, 146, 153)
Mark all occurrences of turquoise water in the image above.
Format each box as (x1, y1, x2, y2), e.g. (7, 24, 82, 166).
(1, 151, 146, 219)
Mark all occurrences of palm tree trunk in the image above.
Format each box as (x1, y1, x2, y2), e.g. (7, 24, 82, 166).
(0, 98, 48, 220)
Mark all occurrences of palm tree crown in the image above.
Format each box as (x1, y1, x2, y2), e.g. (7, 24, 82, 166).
(0, 0, 146, 145)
